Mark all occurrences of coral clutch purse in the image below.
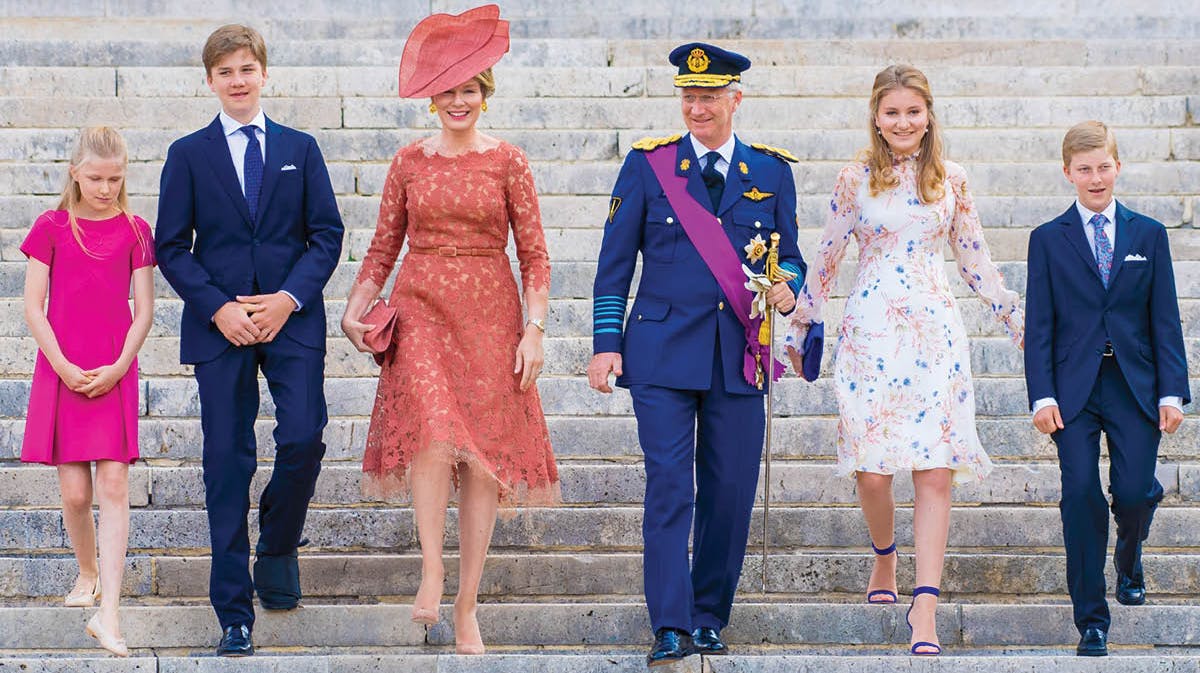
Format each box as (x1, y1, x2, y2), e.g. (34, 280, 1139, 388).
(361, 300, 398, 365)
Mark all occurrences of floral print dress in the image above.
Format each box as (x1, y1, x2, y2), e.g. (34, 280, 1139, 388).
(785, 157, 1023, 484)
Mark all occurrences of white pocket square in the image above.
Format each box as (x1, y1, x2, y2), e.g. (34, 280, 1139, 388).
(1124, 253, 1147, 262)
(281, 164, 298, 171)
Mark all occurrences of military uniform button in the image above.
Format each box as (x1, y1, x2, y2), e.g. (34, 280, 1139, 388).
(638, 314, 643, 320)
(717, 217, 722, 225)
(666, 217, 674, 224)
(754, 221, 762, 228)
(718, 301, 725, 310)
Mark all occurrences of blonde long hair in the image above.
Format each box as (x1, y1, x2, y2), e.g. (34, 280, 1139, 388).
(863, 64, 946, 205)
(56, 127, 146, 257)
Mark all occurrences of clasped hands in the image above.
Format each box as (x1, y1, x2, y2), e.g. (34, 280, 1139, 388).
(57, 361, 125, 399)
(214, 292, 297, 346)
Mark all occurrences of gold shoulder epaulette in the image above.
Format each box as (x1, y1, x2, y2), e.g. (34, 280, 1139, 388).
(750, 143, 799, 163)
(631, 134, 683, 151)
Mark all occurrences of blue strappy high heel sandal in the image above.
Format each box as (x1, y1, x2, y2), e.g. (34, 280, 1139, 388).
(865, 542, 898, 604)
(906, 585, 942, 655)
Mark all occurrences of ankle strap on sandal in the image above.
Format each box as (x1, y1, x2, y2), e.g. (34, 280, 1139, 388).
(912, 586, 940, 598)
(871, 542, 897, 555)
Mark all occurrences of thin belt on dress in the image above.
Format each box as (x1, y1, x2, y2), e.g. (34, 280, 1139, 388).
(407, 245, 505, 257)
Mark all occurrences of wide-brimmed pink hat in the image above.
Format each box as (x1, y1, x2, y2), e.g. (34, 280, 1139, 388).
(397, 4, 510, 99)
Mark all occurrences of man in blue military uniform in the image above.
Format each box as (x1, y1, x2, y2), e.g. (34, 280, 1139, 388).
(587, 42, 806, 666)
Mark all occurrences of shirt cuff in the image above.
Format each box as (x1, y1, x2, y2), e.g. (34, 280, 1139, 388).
(1032, 397, 1058, 415)
(1159, 396, 1183, 411)
(282, 291, 303, 312)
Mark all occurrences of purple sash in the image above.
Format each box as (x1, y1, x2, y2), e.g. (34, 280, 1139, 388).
(644, 145, 784, 386)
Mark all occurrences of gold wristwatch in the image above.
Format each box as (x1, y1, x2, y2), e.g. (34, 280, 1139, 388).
(526, 318, 546, 333)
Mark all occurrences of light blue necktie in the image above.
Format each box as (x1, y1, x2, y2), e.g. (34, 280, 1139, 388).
(1090, 213, 1112, 288)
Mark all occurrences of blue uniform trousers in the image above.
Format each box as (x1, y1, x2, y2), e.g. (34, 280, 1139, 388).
(630, 338, 764, 632)
(1053, 356, 1163, 633)
(194, 337, 328, 630)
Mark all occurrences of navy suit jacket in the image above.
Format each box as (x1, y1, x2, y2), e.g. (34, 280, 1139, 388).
(592, 134, 806, 396)
(1024, 201, 1190, 423)
(156, 115, 344, 364)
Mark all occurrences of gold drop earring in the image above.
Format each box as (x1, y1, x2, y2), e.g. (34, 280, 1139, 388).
(428, 102, 437, 114)
(481, 100, 488, 112)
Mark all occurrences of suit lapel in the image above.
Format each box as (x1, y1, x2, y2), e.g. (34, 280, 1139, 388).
(255, 117, 288, 230)
(201, 116, 253, 226)
(677, 136, 710, 214)
(1106, 201, 1137, 288)
(715, 137, 749, 217)
(1059, 204, 1103, 286)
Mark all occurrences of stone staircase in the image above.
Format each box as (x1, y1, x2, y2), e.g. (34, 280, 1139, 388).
(1, 1, 1198, 670)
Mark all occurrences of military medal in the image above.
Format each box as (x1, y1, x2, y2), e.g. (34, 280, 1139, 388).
(744, 233, 767, 263)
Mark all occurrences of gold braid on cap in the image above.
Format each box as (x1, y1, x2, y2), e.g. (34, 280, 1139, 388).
(673, 73, 741, 87)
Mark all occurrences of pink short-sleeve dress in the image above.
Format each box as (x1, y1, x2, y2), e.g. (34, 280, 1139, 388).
(20, 210, 156, 465)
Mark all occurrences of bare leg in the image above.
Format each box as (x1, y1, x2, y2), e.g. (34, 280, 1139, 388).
(453, 462, 499, 655)
(856, 471, 897, 602)
(409, 448, 453, 621)
(910, 468, 952, 653)
(57, 463, 98, 597)
(93, 460, 129, 637)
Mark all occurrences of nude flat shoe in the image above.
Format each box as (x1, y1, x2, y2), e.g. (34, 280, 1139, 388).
(64, 576, 101, 608)
(86, 613, 129, 657)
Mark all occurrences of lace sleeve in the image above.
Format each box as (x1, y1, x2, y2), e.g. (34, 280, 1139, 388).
(354, 149, 408, 293)
(947, 162, 1023, 347)
(505, 144, 550, 294)
(784, 164, 861, 355)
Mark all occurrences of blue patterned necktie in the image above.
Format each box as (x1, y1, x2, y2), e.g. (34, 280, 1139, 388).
(1090, 213, 1113, 288)
(701, 150, 724, 213)
(240, 126, 263, 221)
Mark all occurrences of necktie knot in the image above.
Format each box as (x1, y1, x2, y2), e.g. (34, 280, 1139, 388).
(1089, 212, 1108, 231)
(240, 125, 258, 141)
(703, 151, 721, 172)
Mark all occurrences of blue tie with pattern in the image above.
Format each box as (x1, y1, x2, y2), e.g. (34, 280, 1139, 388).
(1090, 213, 1113, 288)
(240, 126, 263, 221)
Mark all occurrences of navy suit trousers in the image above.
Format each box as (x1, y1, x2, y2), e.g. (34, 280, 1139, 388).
(1053, 356, 1162, 634)
(630, 338, 764, 633)
(194, 336, 328, 630)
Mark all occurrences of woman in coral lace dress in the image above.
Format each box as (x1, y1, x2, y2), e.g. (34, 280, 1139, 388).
(340, 5, 558, 655)
(785, 65, 1023, 656)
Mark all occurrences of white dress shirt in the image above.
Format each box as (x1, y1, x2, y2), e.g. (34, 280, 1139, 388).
(1033, 198, 1181, 415)
(689, 133, 736, 179)
(216, 108, 302, 311)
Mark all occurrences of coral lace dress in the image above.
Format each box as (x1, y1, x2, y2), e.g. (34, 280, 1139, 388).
(355, 141, 559, 506)
(786, 158, 1023, 484)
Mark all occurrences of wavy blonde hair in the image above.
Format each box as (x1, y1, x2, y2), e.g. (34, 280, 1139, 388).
(863, 64, 945, 205)
(57, 127, 146, 257)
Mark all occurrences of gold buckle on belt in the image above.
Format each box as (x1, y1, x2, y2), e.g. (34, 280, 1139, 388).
(437, 246, 457, 257)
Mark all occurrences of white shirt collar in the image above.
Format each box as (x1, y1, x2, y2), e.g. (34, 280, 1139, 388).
(219, 108, 266, 137)
(1075, 198, 1117, 227)
(689, 133, 736, 165)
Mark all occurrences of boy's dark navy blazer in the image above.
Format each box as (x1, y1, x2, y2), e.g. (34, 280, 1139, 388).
(1024, 201, 1190, 423)
(155, 115, 344, 364)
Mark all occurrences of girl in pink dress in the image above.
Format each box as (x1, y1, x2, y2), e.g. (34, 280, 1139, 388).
(21, 127, 156, 657)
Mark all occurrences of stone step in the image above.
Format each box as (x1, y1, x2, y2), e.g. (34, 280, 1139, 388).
(3, 375, 1198, 425)
(4, 65, 1197, 100)
(2, 603, 1199, 650)
(4, 550, 1199, 600)
(2, 414, 1199, 466)
(5, 126, 1198, 165)
(4, 505, 1200, 553)
(3, 460, 1197, 508)
(3, 38, 1198, 68)
(3, 333, 1195, 380)
(2, 94, 1196, 131)
(3, 159, 1199, 205)
(6, 653, 1200, 673)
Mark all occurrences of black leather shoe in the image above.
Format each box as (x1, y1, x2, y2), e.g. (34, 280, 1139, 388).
(217, 624, 254, 657)
(1116, 570, 1146, 606)
(647, 628, 692, 667)
(1076, 627, 1108, 657)
(691, 626, 727, 654)
(254, 549, 301, 610)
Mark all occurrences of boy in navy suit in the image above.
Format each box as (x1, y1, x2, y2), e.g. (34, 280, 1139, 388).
(1024, 120, 1189, 657)
(155, 24, 343, 656)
